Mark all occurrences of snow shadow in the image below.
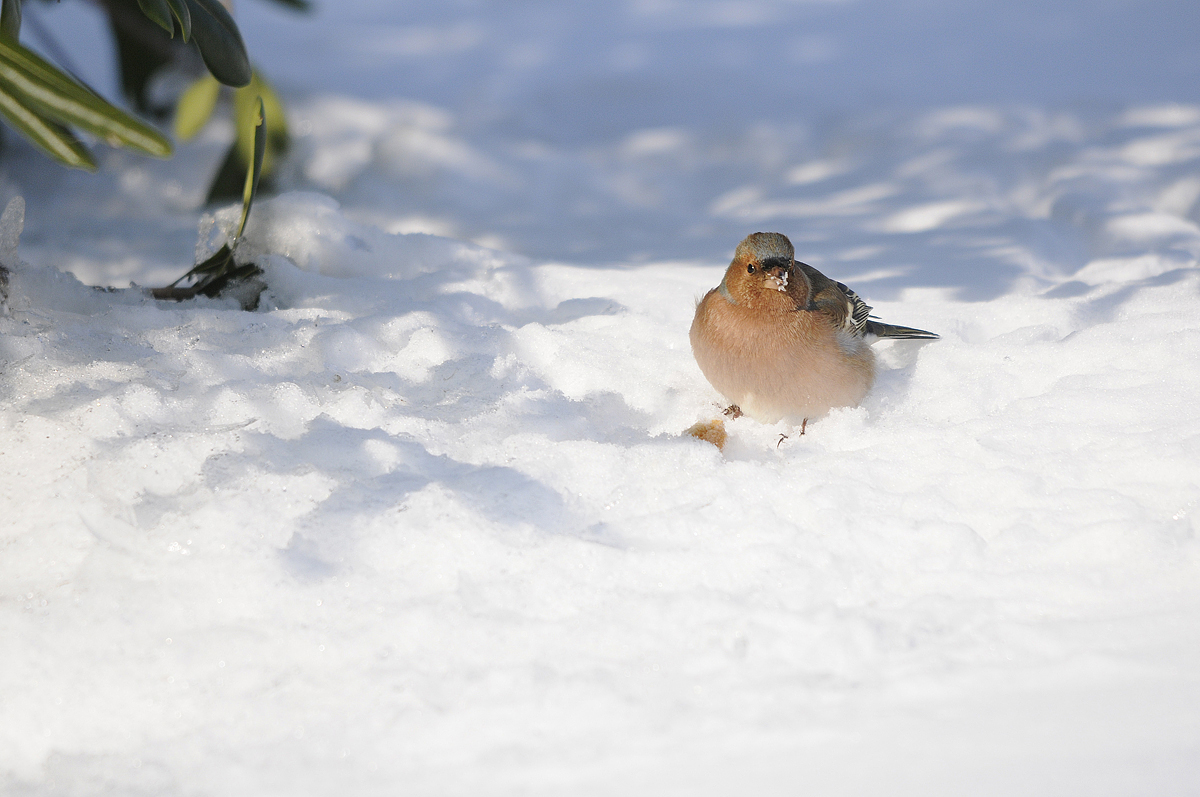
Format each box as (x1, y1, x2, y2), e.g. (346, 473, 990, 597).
(301, 101, 1200, 305)
(211, 419, 581, 580)
(0, 203, 658, 580)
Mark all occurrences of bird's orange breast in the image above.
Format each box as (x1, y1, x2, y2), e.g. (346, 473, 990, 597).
(690, 289, 875, 423)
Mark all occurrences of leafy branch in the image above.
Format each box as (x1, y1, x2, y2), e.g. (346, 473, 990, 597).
(100, 0, 302, 200)
(0, 8, 171, 169)
(151, 95, 266, 304)
(0, 0, 263, 169)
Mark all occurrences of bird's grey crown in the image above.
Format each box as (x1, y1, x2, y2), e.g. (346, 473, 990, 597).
(735, 232, 795, 265)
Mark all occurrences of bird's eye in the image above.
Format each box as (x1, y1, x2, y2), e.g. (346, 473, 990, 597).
(747, 264, 756, 274)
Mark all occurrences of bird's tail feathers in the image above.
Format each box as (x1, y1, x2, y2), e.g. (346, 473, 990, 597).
(864, 320, 939, 340)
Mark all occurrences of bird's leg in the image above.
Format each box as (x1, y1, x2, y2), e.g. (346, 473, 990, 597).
(779, 418, 807, 447)
(723, 405, 742, 419)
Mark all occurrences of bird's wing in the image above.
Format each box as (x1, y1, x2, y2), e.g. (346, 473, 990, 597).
(795, 261, 872, 337)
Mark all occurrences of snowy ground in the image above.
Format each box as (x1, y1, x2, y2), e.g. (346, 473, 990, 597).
(3, 1, 1200, 794)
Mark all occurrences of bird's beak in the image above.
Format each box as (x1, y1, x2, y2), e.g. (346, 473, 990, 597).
(763, 262, 790, 292)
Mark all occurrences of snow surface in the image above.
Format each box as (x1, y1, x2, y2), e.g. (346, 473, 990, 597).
(3, 1, 1200, 794)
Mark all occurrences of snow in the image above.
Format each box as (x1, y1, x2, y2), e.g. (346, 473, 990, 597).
(3, 1, 1200, 794)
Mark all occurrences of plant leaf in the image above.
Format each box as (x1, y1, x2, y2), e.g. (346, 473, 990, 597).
(198, 262, 262, 299)
(173, 73, 219, 140)
(135, 0, 173, 35)
(207, 70, 291, 202)
(234, 72, 286, 173)
(109, 4, 176, 112)
(184, 0, 250, 88)
(163, 101, 267, 302)
(236, 97, 265, 240)
(192, 243, 233, 275)
(165, 0, 192, 41)
(168, 241, 229, 286)
(266, 0, 312, 10)
(0, 37, 171, 158)
(0, 84, 96, 169)
(1, 0, 21, 41)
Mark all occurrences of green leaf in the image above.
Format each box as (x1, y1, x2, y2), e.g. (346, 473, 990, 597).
(206, 70, 291, 202)
(234, 72, 286, 172)
(173, 73, 219, 140)
(0, 36, 171, 158)
(266, 0, 312, 10)
(161, 102, 267, 303)
(191, 243, 233, 276)
(135, 0, 172, 35)
(109, 6, 175, 112)
(171, 246, 262, 302)
(0, 85, 95, 169)
(197, 262, 262, 300)
(165, 0, 192, 42)
(1, 0, 20, 41)
(185, 0, 250, 87)
(236, 97, 265, 241)
(136, 0, 194, 41)
(165, 240, 231, 289)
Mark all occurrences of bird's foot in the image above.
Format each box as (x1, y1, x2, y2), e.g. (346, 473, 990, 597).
(723, 405, 743, 419)
(778, 419, 807, 447)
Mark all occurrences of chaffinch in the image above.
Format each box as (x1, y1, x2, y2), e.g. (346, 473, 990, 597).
(690, 232, 937, 432)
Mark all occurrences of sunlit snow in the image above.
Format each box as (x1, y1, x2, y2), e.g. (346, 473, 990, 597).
(2, 1, 1200, 795)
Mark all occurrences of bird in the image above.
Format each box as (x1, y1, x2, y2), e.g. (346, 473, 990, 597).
(689, 232, 937, 433)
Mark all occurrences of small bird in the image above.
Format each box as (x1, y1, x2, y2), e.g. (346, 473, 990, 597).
(690, 232, 937, 432)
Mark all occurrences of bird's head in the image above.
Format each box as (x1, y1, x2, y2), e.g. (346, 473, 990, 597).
(720, 232, 806, 308)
